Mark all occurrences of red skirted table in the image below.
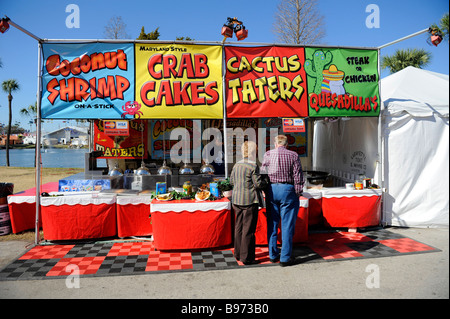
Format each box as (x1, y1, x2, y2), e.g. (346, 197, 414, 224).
(303, 190, 323, 226)
(7, 182, 58, 233)
(321, 187, 382, 228)
(40, 194, 117, 240)
(150, 197, 232, 250)
(116, 195, 153, 238)
(255, 196, 309, 245)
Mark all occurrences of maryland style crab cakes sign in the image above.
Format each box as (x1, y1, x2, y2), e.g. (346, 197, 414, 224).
(135, 44, 223, 119)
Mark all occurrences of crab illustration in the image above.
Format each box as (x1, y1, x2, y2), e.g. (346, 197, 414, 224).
(121, 101, 143, 119)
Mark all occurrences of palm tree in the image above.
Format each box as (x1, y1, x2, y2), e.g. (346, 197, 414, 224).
(381, 48, 432, 74)
(1, 79, 20, 166)
(20, 102, 38, 120)
(430, 12, 449, 43)
(441, 13, 449, 42)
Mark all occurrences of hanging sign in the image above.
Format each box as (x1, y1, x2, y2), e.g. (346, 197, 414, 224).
(104, 120, 129, 136)
(41, 43, 135, 119)
(283, 118, 305, 133)
(93, 120, 147, 159)
(225, 46, 308, 118)
(135, 43, 223, 119)
(261, 118, 307, 156)
(305, 48, 380, 117)
(40, 42, 380, 120)
(150, 119, 199, 159)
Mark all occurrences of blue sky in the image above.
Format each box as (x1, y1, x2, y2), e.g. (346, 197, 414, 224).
(0, 0, 448, 132)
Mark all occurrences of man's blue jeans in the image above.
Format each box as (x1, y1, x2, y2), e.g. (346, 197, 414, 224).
(266, 183, 299, 262)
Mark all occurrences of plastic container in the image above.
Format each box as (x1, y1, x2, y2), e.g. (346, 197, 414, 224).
(363, 178, 372, 188)
(209, 182, 219, 198)
(156, 182, 167, 195)
(183, 181, 192, 195)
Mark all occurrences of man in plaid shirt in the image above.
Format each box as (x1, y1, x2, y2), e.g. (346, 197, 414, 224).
(261, 135, 304, 266)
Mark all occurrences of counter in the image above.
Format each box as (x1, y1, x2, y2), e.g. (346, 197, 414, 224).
(116, 195, 153, 238)
(321, 187, 382, 228)
(150, 197, 232, 250)
(6, 182, 58, 233)
(303, 189, 323, 226)
(255, 197, 309, 245)
(40, 193, 117, 240)
(7, 183, 382, 244)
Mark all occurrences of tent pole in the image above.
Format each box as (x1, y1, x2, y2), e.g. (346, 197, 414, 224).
(3, 17, 44, 245)
(377, 47, 386, 226)
(35, 42, 43, 245)
(221, 44, 228, 178)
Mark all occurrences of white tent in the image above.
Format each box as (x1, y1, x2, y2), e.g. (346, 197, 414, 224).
(313, 117, 379, 185)
(380, 66, 449, 228)
(313, 66, 449, 228)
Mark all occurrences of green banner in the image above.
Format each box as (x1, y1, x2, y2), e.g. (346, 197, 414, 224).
(305, 48, 380, 117)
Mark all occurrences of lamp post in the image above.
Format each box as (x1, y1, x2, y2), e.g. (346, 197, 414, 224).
(378, 27, 444, 49)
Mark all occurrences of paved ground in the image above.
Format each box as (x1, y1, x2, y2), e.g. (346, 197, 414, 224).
(0, 227, 448, 300)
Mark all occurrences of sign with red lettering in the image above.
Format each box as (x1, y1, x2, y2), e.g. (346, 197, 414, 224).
(262, 118, 307, 156)
(283, 118, 305, 133)
(150, 119, 201, 160)
(104, 120, 129, 136)
(135, 44, 223, 119)
(305, 48, 380, 117)
(94, 120, 147, 159)
(41, 43, 135, 119)
(225, 46, 308, 118)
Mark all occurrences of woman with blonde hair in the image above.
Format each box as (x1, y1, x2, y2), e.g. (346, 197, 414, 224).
(230, 140, 267, 265)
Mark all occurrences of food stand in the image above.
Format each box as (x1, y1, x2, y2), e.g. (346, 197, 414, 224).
(7, 39, 383, 248)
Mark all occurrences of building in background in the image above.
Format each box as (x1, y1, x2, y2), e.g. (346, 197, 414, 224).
(43, 126, 88, 147)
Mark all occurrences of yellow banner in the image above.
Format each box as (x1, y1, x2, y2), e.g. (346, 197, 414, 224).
(135, 43, 223, 119)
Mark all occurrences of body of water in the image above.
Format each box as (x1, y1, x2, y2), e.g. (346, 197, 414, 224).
(0, 148, 92, 168)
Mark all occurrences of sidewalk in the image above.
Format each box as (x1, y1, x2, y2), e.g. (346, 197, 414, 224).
(0, 227, 448, 299)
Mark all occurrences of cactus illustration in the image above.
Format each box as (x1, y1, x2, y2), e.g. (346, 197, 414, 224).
(304, 50, 333, 95)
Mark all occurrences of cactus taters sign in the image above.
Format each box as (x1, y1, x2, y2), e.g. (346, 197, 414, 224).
(225, 46, 309, 118)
